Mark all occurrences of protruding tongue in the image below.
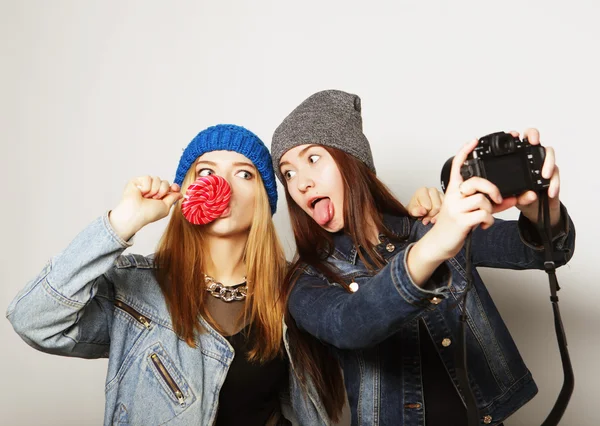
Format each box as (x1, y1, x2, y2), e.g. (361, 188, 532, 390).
(313, 198, 333, 226)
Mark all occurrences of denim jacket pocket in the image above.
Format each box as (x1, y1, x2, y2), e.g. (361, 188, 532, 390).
(147, 344, 191, 407)
(105, 299, 154, 391)
(106, 341, 197, 425)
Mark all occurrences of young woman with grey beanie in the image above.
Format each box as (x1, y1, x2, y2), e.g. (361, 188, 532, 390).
(271, 90, 576, 426)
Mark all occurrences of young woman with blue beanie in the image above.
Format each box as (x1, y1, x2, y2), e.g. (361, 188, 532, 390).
(7, 124, 317, 425)
(271, 90, 576, 426)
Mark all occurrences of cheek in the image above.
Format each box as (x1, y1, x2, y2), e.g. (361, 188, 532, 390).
(230, 182, 255, 207)
(239, 191, 256, 209)
(323, 168, 344, 217)
(324, 166, 344, 191)
(287, 186, 305, 210)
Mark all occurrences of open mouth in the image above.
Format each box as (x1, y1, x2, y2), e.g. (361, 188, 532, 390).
(308, 197, 329, 210)
(307, 196, 334, 226)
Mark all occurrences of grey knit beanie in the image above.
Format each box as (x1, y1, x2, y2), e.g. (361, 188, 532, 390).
(271, 89, 376, 182)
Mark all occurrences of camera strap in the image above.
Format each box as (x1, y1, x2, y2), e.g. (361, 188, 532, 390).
(455, 193, 573, 426)
(538, 193, 574, 426)
(455, 232, 480, 426)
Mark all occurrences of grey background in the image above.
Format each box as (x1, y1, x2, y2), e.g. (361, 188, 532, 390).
(1, 1, 597, 425)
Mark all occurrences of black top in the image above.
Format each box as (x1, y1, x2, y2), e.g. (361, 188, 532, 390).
(419, 320, 468, 426)
(419, 321, 505, 426)
(215, 325, 289, 426)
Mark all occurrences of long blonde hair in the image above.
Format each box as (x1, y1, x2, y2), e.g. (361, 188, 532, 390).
(154, 165, 287, 362)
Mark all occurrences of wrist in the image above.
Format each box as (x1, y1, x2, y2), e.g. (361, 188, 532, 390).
(407, 235, 446, 287)
(419, 227, 455, 263)
(522, 200, 562, 227)
(108, 205, 143, 241)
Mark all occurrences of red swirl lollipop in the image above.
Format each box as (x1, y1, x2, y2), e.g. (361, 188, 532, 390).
(182, 175, 231, 225)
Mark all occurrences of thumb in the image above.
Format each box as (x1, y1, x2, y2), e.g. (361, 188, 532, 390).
(162, 191, 183, 208)
(410, 205, 428, 217)
(516, 191, 537, 206)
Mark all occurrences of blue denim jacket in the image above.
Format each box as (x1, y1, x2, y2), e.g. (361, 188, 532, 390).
(6, 214, 330, 426)
(288, 208, 575, 426)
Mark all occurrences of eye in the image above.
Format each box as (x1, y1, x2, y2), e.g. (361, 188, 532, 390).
(235, 170, 254, 180)
(198, 168, 214, 177)
(283, 170, 296, 181)
(308, 155, 320, 164)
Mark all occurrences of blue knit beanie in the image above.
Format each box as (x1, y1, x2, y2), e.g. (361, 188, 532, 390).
(174, 124, 278, 214)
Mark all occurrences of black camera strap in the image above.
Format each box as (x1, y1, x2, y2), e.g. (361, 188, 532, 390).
(455, 232, 480, 426)
(456, 193, 573, 426)
(538, 193, 574, 426)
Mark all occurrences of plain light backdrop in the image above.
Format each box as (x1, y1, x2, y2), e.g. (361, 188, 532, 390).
(1, 1, 597, 425)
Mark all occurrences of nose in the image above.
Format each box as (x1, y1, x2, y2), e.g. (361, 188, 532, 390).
(297, 171, 314, 193)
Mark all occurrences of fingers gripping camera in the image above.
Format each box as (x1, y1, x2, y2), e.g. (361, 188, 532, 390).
(441, 132, 551, 198)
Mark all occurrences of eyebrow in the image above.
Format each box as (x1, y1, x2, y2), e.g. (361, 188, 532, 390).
(196, 160, 256, 169)
(232, 161, 256, 169)
(279, 144, 318, 169)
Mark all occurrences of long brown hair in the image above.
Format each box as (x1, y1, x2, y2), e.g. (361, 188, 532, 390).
(282, 146, 409, 421)
(154, 165, 287, 363)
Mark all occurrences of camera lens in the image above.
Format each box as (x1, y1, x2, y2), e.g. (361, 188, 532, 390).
(491, 134, 516, 155)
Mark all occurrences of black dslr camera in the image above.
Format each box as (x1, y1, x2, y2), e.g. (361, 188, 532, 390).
(440, 132, 550, 198)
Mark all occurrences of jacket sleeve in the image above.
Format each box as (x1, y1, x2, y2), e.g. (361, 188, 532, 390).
(288, 246, 452, 350)
(471, 203, 575, 269)
(6, 213, 131, 359)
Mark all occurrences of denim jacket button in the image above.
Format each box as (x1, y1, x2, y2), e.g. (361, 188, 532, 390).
(404, 403, 422, 409)
(430, 296, 442, 305)
(441, 338, 451, 347)
(349, 282, 359, 292)
(386, 243, 395, 252)
(483, 415, 493, 424)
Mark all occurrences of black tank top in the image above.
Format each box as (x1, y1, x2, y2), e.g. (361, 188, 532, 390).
(215, 325, 289, 426)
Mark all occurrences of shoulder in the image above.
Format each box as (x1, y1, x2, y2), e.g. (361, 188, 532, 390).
(106, 253, 170, 322)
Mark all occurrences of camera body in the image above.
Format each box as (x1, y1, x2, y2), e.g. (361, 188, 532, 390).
(441, 132, 550, 198)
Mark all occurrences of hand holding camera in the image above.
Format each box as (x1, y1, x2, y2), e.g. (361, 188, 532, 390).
(413, 129, 561, 264)
(440, 128, 562, 227)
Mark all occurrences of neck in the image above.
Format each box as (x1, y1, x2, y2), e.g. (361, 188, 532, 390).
(205, 232, 248, 286)
(364, 212, 381, 246)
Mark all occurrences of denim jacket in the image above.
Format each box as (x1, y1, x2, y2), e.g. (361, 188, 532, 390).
(288, 207, 575, 426)
(6, 214, 330, 426)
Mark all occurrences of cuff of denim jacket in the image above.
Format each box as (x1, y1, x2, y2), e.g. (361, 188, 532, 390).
(518, 202, 569, 251)
(391, 243, 451, 307)
(103, 211, 135, 248)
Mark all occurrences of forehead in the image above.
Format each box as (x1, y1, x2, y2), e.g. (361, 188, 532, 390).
(196, 150, 253, 165)
(279, 144, 319, 165)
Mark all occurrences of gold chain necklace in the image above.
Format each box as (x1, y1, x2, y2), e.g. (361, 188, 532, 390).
(205, 275, 247, 302)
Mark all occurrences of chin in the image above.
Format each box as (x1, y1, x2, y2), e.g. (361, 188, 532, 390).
(205, 219, 251, 237)
(321, 219, 343, 233)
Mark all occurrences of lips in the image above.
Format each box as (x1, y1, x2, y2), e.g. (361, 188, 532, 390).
(307, 196, 329, 210)
(220, 206, 232, 217)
